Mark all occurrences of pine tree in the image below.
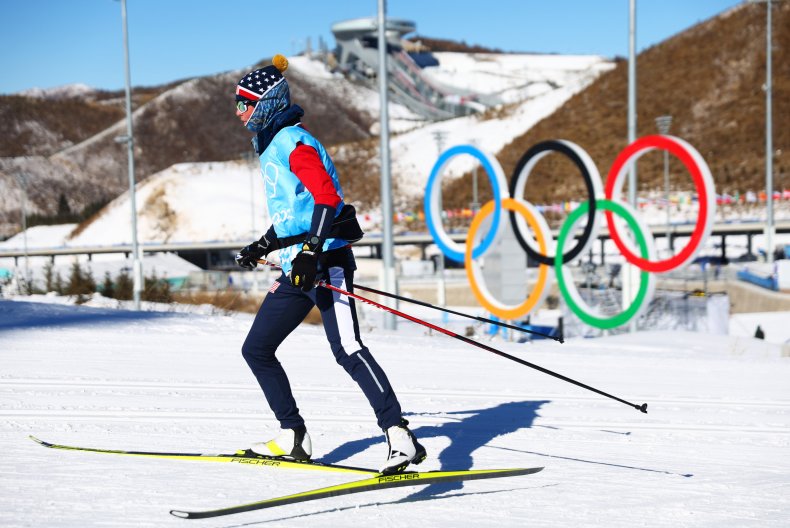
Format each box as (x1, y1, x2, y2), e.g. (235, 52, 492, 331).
(101, 271, 115, 299)
(53, 271, 64, 295)
(66, 261, 96, 303)
(114, 268, 133, 300)
(56, 194, 73, 222)
(43, 261, 55, 293)
(143, 269, 173, 303)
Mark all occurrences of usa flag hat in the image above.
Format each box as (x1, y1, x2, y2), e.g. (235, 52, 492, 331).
(236, 54, 289, 102)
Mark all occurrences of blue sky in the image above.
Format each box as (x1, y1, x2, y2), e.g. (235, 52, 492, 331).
(0, 0, 743, 94)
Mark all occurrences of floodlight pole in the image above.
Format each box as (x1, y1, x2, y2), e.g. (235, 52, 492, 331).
(765, 0, 774, 264)
(627, 0, 637, 207)
(431, 130, 448, 310)
(655, 115, 672, 252)
(14, 172, 30, 293)
(748, 0, 784, 262)
(625, 0, 638, 333)
(121, 0, 142, 310)
(245, 151, 257, 238)
(377, 0, 397, 330)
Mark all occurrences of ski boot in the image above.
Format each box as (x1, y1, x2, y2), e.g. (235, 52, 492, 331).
(251, 425, 312, 461)
(380, 418, 427, 475)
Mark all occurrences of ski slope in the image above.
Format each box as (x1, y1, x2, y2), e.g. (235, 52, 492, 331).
(1, 297, 788, 527)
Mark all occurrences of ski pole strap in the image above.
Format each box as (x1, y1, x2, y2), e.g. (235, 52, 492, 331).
(274, 204, 364, 249)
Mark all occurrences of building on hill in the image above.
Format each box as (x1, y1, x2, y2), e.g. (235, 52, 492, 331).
(331, 17, 492, 120)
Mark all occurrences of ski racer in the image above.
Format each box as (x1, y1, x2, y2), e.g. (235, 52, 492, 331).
(232, 54, 425, 474)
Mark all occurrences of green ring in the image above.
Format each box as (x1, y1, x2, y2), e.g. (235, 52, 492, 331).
(555, 199, 650, 329)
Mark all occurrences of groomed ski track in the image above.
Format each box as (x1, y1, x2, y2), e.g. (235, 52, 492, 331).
(1, 299, 788, 526)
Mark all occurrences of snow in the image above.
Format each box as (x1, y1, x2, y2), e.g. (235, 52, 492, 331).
(18, 83, 95, 99)
(0, 224, 77, 249)
(730, 311, 790, 345)
(422, 52, 612, 104)
(68, 161, 266, 246)
(288, 56, 336, 79)
(1, 297, 788, 527)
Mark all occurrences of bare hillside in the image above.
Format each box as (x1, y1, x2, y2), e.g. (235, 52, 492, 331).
(441, 2, 789, 210)
(0, 62, 378, 236)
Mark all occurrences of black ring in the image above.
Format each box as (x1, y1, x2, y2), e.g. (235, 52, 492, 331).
(508, 140, 598, 266)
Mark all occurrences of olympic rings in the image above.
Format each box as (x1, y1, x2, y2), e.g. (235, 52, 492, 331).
(555, 199, 656, 329)
(509, 140, 603, 265)
(605, 135, 716, 272)
(424, 136, 715, 329)
(466, 198, 554, 319)
(424, 145, 508, 263)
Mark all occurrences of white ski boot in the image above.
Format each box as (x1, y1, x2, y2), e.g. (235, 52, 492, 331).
(380, 419, 427, 475)
(251, 425, 312, 461)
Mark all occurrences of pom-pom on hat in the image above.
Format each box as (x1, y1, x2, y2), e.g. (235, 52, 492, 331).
(236, 54, 289, 102)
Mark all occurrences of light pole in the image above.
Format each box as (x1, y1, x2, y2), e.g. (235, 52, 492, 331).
(431, 130, 448, 311)
(627, 0, 637, 207)
(655, 115, 672, 254)
(13, 172, 30, 294)
(470, 139, 480, 212)
(119, 0, 142, 310)
(624, 0, 638, 333)
(472, 164, 479, 212)
(246, 151, 260, 295)
(377, 0, 397, 330)
(749, 0, 785, 262)
(765, 0, 775, 263)
(245, 151, 257, 238)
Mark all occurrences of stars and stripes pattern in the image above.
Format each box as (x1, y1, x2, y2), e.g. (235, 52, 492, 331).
(236, 66, 284, 101)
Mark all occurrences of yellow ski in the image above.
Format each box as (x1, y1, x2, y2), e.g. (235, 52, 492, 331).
(29, 435, 376, 475)
(170, 466, 544, 519)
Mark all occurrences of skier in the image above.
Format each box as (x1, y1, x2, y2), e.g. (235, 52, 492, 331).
(233, 55, 425, 474)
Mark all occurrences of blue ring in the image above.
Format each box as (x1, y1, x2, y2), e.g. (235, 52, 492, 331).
(424, 145, 503, 262)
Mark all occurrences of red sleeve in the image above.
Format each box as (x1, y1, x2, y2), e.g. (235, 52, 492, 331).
(289, 143, 342, 208)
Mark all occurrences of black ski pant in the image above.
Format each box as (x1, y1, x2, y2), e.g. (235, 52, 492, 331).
(241, 247, 403, 431)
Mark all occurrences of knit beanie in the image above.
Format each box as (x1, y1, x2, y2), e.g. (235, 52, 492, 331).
(236, 55, 293, 134)
(235, 54, 290, 102)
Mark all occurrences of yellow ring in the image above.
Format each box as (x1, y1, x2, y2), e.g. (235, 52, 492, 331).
(465, 198, 551, 320)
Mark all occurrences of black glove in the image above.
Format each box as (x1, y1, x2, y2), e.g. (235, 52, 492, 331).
(289, 236, 321, 291)
(235, 232, 274, 270)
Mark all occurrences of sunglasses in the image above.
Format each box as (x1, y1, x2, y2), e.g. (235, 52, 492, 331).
(236, 100, 257, 112)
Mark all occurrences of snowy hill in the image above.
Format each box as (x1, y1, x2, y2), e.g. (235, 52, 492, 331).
(67, 160, 267, 246)
(114, 53, 609, 243)
(389, 53, 611, 192)
(3, 52, 613, 246)
(0, 51, 611, 240)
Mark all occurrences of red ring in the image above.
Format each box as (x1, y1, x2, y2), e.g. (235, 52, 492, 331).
(604, 135, 710, 273)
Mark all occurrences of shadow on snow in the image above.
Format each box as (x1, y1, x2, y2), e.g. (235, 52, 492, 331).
(0, 299, 173, 332)
(321, 400, 550, 498)
(225, 399, 690, 525)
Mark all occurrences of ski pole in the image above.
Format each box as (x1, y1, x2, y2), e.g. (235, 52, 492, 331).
(255, 259, 646, 413)
(351, 283, 563, 343)
(318, 280, 648, 414)
(256, 259, 561, 342)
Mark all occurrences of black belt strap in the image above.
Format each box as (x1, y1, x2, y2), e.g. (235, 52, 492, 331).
(274, 204, 364, 249)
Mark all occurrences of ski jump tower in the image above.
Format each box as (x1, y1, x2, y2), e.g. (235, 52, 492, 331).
(331, 17, 486, 120)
